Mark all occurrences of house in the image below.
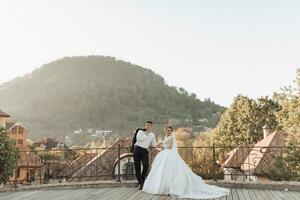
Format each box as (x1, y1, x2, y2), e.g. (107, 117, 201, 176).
(5, 121, 28, 148)
(0, 110, 43, 184)
(223, 144, 254, 181)
(0, 110, 10, 128)
(223, 127, 288, 182)
(33, 137, 71, 158)
(33, 137, 68, 150)
(32, 137, 77, 183)
(59, 138, 160, 182)
(6, 121, 44, 184)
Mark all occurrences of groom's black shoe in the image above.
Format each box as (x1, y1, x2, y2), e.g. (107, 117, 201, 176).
(138, 182, 144, 190)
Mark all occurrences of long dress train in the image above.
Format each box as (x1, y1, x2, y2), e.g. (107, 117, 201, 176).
(142, 134, 230, 199)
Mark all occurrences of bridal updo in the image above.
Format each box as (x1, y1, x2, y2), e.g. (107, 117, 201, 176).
(167, 126, 173, 136)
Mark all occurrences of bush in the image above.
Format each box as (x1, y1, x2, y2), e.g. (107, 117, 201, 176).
(267, 157, 292, 181)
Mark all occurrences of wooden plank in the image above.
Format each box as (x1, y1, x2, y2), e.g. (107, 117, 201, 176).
(86, 188, 112, 200)
(269, 190, 287, 200)
(170, 195, 179, 200)
(277, 190, 298, 200)
(247, 189, 259, 200)
(115, 187, 140, 200)
(60, 188, 109, 200)
(268, 190, 288, 200)
(222, 194, 231, 200)
(161, 194, 171, 200)
(264, 190, 282, 200)
(114, 187, 139, 200)
(105, 187, 132, 200)
(70, 188, 99, 200)
(288, 191, 300, 200)
(126, 189, 144, 200)
(27, 190, 72, 200)
(149, 194, 164, 200)
(231, 188, 240, 200)
(0, 191, 33, 199)
(240, 188, 252, 200)
(236, 188, 246, 200)
(38, 189, 85, 200)
(100, 187, 131, 200)
(257, 189, 271, 200)
(251, 189, 263, 200)
(138, 190, 155, 200)
(225, 188, 234, 200)
(3, 190, 44, 200)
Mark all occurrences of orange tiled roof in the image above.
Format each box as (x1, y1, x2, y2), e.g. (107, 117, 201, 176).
(241, 130, 288, 174)
(223, 144, 254, 168)
(0, 110, 10, 117)
(17, 146, 43, 167)
(5, 121, 16, 130)
(224, 130, 288, 174)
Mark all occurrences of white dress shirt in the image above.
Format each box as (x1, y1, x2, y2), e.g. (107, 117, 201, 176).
(134, 130, 157, 149)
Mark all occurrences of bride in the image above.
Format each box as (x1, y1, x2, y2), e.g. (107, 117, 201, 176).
(142, 126, 230, 199)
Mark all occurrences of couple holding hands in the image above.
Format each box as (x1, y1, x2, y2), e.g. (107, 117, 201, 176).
(132, 121, 229, 199)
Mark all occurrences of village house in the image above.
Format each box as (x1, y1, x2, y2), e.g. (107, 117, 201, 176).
(223, 126, 288, 182)
(58, 138, 160, 182)
(0, 110, 10, 128)
(0, 109, 43, 184)
(33, 137, 70, 158)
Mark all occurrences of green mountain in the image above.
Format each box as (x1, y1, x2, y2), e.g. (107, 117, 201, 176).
(0, 56, 225, 140)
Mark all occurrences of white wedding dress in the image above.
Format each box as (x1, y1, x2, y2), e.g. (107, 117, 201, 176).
(142, 134, 230, 199)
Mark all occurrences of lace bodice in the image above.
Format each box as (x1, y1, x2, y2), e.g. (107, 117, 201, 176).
(163, 135, 174, 149)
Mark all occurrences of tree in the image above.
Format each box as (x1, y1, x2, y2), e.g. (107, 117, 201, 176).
(273, 68, 300, 178)
(275, 68, 300, 145)
(212, 95, 281, 146)
(191, 132, 217, 179)
(256, 96, 281, 131)
(0, 127, 17, 183)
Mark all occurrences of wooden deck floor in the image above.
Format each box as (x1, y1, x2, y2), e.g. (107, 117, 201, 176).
(0, 187, 300, 200)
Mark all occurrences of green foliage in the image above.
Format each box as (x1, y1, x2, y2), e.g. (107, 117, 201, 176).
(285, 147, 300, 178)
(39, 153, 60, 161)
(275, 69, 300, 146)
(267, 148, 300, 181)
(267, 157, 292, 181)
(0, 128, 17, 182)
(273, 70, 300, 178)
(212, 95, 281, 146)
(0, 56, 225, 140)
(277, 95, 300, 144)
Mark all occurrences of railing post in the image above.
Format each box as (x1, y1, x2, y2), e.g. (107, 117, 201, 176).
(13, 148, 19, 188)
(212, 143, 216, 181)
(117, 143, 121, 182)
(39, 156, 45, 184)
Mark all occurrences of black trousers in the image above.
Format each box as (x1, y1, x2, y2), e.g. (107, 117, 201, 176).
(133, 146, 149, 185)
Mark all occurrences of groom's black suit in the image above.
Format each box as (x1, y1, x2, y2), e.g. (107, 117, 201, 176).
(133, 128, 156, 190)
(133, 145, 149, 188)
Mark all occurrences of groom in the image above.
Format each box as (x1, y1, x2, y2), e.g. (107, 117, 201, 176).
(133, 121, 157, 190)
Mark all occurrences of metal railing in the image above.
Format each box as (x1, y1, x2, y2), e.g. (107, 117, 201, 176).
(2, 144, 300, 187)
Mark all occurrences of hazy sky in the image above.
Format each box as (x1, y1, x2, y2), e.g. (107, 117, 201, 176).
(0, 0, 299, 106)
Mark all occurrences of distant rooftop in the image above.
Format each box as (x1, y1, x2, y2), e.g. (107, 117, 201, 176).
(0, 110, 10, 117)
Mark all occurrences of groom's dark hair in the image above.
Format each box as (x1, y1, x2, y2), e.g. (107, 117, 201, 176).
(146, 121, 153, 124)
